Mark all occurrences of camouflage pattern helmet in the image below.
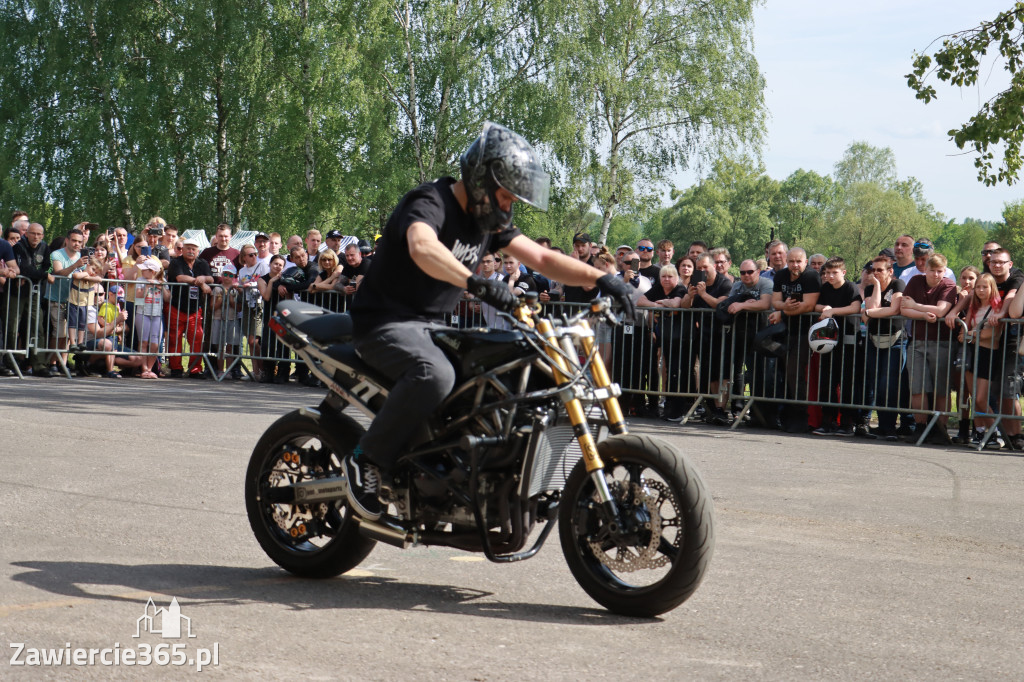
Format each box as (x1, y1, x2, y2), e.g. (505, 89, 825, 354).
(459, 121, 550, 234)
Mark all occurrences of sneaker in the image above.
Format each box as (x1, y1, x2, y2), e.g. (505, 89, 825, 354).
(342, 455, 382, 520)
(854, 424, 875, 439)
(706, 408, 732, 427)
(812, 426, 833, 436)
(926, 429, 954, 446)
(189, 370, 206, 379)
(230, 367, 245, 381)
(1009, 434, 1024, 451)
(896, 422, 916, 437)
(47, 366, 63, 378)
(834, 426, 854, 437)
(169, 369, 184, 378)
(984, 435, 1006, 450)
(662, 412, 685, 423)
(869, 426, 896, 441)
(104, 370, 122, 379)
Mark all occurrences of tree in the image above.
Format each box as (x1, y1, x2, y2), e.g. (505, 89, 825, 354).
(907, 3, 1024, 185)
(551, 0, 765, 246)
(772, 169, 839, 247)
(932, 218, 990, 274)
(988, 199, 1024, 258)
(833, 141, 898, 190)
(655, 156, 778, 262)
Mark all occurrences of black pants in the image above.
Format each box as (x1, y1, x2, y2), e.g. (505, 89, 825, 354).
(354, 320, 456, 471)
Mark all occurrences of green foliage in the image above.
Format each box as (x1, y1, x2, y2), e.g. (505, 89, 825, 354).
(989, 199, 1024, 260)
(933, 218, 990, 274)
(907, 3, 1024, 185)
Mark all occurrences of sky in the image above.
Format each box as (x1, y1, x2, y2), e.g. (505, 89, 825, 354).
(747, 0, 1023, 223)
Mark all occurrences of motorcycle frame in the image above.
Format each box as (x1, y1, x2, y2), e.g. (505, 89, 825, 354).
(269, 298, 632, 561)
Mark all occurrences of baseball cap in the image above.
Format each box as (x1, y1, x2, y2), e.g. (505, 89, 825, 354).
(254, 232, 269, 241)
(108, 284, 125, 300)
(137, 258, 161, 272)
(220, 264, 238, 277)
(878, 247, 896, 261)
(572, 232, 592, 244)
(183, 237, 202, 247)
(326, 229, 343, 240)
(616, 244, 633, 253)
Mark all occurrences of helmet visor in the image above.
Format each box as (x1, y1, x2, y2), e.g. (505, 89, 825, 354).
(809, 322, 839, 342)
(490, 162, 550, 212)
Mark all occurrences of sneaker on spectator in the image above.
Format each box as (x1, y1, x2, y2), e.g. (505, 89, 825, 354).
(231, 367, 245, 381)
(896, 421, 916, 437)
(189, 369, 206, 379)
(834, 425, 854, 437)
(1008, 434, 1024, 451)
(869, 426, 896, 441)
(854, 424, 875, 439)
(812, 425, 833, 436)
(169, 369, 184, 379)
(662, 411, 685, 423)
(984, 434, 1006, 450)
(47, 366, 63, 378)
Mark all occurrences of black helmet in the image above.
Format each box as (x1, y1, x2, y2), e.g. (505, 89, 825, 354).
(357, 239, 371, 256)
(459, 121, 550, 234)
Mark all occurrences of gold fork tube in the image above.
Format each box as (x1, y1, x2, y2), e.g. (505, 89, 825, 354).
(535, 319, 605, 473)
(576, 319, 628, 435)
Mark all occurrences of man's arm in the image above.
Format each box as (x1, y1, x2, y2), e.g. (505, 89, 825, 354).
(407, 222, 474, 287)
(504, 234, 603, 287)
(51, 253, 85, 277)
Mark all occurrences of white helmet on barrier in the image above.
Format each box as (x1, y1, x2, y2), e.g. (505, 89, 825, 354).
(808, 318, 839, 354)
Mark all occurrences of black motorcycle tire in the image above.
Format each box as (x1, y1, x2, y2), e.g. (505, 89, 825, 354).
(245, 409, 376, 578)
(559, 433, 714, 617)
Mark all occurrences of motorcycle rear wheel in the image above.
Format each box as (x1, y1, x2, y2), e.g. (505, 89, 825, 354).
(559, 434, 714, 617)
(245, 409, 375, 578)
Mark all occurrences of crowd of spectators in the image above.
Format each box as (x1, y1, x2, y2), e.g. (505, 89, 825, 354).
(457, 231, 1024, 450)
(0, 214, 372, 387)
(2, 212, 1023, 450)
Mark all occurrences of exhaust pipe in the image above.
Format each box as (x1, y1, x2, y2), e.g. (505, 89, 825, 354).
(357, 518, 417, 549)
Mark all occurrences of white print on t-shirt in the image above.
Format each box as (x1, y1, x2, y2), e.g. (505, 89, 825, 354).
(450, 239, 481, 266)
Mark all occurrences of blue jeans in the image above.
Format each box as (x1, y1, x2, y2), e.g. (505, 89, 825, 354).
(866, 340, 906, 433)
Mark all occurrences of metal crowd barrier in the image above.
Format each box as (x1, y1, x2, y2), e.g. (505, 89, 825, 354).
(5, 278, 1024, 448)
(1, 276, 34, 377)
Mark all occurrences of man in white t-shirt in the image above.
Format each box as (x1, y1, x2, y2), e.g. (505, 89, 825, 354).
(898, 239, 954, 285)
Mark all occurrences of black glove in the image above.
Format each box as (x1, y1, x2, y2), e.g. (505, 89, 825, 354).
(467, 274, 518, 312)
(596, 274, 637, 322)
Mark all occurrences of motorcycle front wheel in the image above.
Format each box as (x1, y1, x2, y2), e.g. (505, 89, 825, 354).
(559, 434, 715, 617)
(245, 409, 375, 578)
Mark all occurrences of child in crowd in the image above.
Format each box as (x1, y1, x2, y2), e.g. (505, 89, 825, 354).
(210, 265, 243, 378)
(68, 257, 104, 351)
(962, 273, 1003, 448)
(812, 257, 863, 436)
(951, 266, 979, 443)
(134, 258, 168, 379)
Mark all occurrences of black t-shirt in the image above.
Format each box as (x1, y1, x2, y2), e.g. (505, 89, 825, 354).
(691, 274, 732, 310)
(508, 272, 538, 297)
(773, 268, 821, 337)
(863, 278, 905, 336)
(561, 285, 592, 304)
(645, 284, 687, 303)
(817, 280, 862, 337)
(639, 264, 662, 280)
(351, 177, 521, 334)
(996, 267, 1024, 298)
(341, 257, 371, 281)
(166, 256, 213, 312)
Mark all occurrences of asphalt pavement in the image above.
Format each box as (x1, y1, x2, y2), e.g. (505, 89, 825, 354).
(1, 378, 1022, 679)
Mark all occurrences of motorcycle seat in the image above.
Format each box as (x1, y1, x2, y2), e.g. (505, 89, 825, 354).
(324, 343, 393, 389)
(277, 301, 353, 345)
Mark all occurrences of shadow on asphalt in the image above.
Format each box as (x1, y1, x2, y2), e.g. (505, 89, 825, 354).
(9, 561, 655, 625)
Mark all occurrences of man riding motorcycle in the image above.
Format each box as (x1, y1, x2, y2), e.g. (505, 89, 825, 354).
(344, 122, 635, 520)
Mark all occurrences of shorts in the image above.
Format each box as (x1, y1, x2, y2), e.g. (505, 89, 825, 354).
(241, 304, 263, 339)
(48, 302, 69, 339)
(211, 318, 241, 347)
(67, 304, 89, 332)
(136, 314, 165, 345)
(908, 339, 953, 395)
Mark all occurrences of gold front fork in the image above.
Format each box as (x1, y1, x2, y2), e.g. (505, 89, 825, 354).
(576, 318, 628, 436)
(535, 318, 617, 475)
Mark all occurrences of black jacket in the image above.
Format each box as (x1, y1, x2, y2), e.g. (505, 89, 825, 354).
(13, 239, 50, 285)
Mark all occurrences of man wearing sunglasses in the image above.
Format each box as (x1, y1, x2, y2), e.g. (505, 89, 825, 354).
(980, 241, 1001, 274)
(636, 239, 661, 280)
(898, 239, 954, 286)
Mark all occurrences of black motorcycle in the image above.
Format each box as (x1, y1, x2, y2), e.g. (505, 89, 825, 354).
(244, 297, 714, 617)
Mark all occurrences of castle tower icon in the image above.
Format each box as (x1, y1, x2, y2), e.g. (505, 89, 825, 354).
(135, 597, 196, 638)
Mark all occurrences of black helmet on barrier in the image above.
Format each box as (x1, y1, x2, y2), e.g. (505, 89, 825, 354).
(459, 121, 550, 234)
(753, 322, 788, 359)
